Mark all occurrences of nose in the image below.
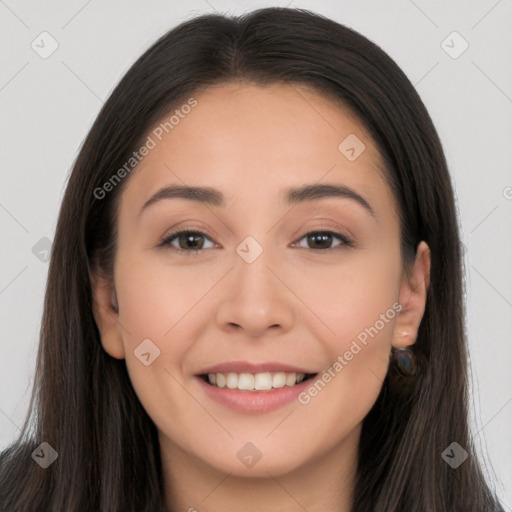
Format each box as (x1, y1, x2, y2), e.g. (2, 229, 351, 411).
(214, 247, 295, 338)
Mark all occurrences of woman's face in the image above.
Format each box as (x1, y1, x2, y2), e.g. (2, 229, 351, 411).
(92, 82, 429, 478)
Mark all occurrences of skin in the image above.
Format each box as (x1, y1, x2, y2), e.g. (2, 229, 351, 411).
(92, 82, 430, 512)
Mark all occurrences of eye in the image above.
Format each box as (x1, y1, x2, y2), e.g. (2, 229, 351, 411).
(293, 231, 354, 250)
(159, 229, 216, 253)
(158, 228, 354, 254)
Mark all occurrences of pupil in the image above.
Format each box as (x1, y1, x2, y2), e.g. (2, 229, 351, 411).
(309, 233, 331, 249)
(181, 233, 203, 250)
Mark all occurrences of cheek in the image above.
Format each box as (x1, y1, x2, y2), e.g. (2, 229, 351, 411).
(289, 247, 401, 405)
(114, 248, 220, 345)
(112, 249, 229, 398)
(293, 263, 399, 446)
(112, 254, 195, 387)
(290, 247, 401, 341)
(112, 257, 215, 438)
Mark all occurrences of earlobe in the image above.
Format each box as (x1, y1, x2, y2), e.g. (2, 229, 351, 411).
(391, 241, 431, 348)
(90, 272, 126, 360)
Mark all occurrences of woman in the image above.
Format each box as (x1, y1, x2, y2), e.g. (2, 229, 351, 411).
(0, 7, 505, 511)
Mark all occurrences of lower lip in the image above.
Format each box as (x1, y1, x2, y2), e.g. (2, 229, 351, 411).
(196, 376, 315, 414)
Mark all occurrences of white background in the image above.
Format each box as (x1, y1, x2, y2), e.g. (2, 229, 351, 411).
(1, 0, 511, 508)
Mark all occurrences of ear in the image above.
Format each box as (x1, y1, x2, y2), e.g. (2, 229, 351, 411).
(90, 268, 126, 359)
(392, 241, 431, 348)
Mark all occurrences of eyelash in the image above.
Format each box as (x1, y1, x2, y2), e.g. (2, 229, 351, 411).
(158, 228, 354, 255)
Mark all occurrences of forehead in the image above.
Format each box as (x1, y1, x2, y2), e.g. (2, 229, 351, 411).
(119, 81, 395, 218)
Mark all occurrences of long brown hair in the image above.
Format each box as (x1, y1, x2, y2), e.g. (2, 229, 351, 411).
(0, 7, 505, 511)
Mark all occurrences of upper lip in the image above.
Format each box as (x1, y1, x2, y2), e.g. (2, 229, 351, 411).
(196, 361, 317, 375)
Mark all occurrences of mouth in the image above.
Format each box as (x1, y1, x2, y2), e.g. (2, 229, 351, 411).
(194, 361, 320, 413)
(198, 371, 318, 392)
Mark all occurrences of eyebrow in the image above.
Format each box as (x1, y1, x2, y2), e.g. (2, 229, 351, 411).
(139, 183, 374, 217)
(286, 183, 374, 216)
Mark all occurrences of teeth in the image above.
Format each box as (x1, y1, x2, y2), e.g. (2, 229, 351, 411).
(272, 372, 286, 388)
(255, 372, 272, 390)
(226, 372, 238, 389)
(216, 373, 226, 388)
(285, 373, 296, 386)
(205, 371, 308, 391)
(238, 373, 255, 390)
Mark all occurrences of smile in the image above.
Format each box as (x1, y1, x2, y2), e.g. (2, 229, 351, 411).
(195, 368, 319, 413)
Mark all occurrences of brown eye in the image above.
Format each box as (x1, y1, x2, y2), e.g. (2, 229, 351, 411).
(177, 232, 205, 250)
(308, 232, 333, 249)
(295, 231, 353, 250)
(160, 229, 215, 252)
